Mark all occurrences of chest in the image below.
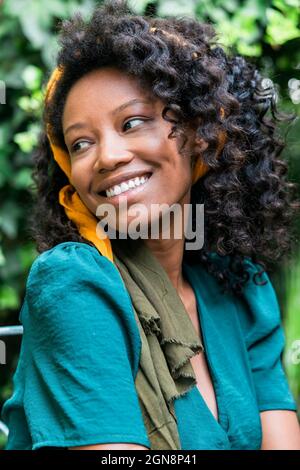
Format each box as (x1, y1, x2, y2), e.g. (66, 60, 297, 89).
(180, 287, 219, 422)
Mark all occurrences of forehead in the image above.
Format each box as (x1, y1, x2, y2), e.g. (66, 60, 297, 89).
(63, 67, 155, 118)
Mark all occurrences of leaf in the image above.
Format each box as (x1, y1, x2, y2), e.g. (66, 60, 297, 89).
(0, 156, 13, 188)
(0, 202, 21, 239)
(0, 434, 8, 452)
(0, 246, 6, 267)
(128, 0, 153, 15)
(0, 285, 19, 310)
(13, 123, 40, 153)
(6, 1, 56, 49)
(21, 65, 43, 91)
(13, 168, 33, 190)
(19, 16, 50, 49)
(282, 248, 300, 398)
(18, 243, 37, 271)
(273, 0, 300, 14)
(40, 35, 60, 69)
(157, 0, 197, 18)
(65, 0, 97, 19)
(2, 59, 31, 89)
(266, 8, 300, 46)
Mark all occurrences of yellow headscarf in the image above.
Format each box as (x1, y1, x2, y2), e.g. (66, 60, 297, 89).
(45, 66, 226, 263)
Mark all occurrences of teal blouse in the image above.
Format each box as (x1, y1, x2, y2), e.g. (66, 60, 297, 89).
(1, 242, 297, 450)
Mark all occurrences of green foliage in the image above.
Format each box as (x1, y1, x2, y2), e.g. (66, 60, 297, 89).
(1, 0, 300, 446)
(0, 432, 8, 450)
(283, 249, 300, 413)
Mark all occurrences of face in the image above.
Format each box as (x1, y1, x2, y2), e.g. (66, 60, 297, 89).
(62, 67, 201, 236)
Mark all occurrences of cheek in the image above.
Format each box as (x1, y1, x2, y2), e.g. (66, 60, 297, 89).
(70, 159, 89, 191)
(157, 127, 193, 173)
(70, 161, 97, 212)
(158, 144, 193, 192)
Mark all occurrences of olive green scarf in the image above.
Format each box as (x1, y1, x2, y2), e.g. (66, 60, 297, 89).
(110, 237, 204, 450)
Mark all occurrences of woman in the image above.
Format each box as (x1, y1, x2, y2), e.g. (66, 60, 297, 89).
(1, 0, 300, 450)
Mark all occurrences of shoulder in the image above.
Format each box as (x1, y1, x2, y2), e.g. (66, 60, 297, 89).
(207, 252, 272, 294)
(27, 241, 124, 295)
(187, 252, 270, 297)
(29, 241, 113, 278)
(25, 239, 133, 303)
(190, 253, 280, 340)
(227, 257, 282, 347)
(22, 242, 142, 377)
(24, 241, 132, 326)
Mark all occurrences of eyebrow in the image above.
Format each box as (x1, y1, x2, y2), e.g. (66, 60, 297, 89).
(64, 98, 152, 136)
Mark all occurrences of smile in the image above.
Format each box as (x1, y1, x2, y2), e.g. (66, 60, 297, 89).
(101, 173, 152, 198)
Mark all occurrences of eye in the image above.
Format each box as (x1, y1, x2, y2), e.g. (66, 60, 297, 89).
(123, 118, 145, 131)
(71, 140, 91, 153)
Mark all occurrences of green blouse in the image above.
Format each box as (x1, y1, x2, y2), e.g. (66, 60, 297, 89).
(1, 242, 297, 450)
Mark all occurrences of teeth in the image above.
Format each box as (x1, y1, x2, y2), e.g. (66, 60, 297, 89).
(105, 174, 149, 198)
(120, 182, 129, 192)
(113, 186, 121, 196)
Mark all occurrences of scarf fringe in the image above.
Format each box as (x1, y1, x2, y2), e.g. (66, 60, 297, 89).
(160, 336, 204, 350)
(167, 382, 198, 404)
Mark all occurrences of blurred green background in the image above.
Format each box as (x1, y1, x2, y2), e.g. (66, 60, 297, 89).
(0, 0, 300, 449)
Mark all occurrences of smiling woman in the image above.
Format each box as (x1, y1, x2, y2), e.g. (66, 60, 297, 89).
(1, 0, 300, 451)
(61, 66, 195, 233)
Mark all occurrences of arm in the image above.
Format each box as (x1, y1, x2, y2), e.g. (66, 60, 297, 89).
(21, 243, 151, 450)
(235, 260, 299, 450)
(69, 443, 149, 450)
(260, 410, 300, 450)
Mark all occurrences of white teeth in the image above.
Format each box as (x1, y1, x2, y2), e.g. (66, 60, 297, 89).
(105, 174, 149, 198)
(120, 182, 129, 192)
(113, 185, 121, 195)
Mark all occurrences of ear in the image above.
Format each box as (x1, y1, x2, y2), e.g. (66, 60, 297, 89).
(187, 131, 209, 172)
(185, 118, 208, 154)
(189, 131, 209, 163)
(193, 135, 208, 152)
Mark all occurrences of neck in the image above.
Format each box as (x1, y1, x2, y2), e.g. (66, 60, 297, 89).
(143, 190, 191, 296)
(144, 236, 186, 295)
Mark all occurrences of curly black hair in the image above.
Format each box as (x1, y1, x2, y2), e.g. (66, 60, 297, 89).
(29, 0, 300, 296)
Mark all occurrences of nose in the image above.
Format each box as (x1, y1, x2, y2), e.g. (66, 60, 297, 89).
(93, 132, 133, 173)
